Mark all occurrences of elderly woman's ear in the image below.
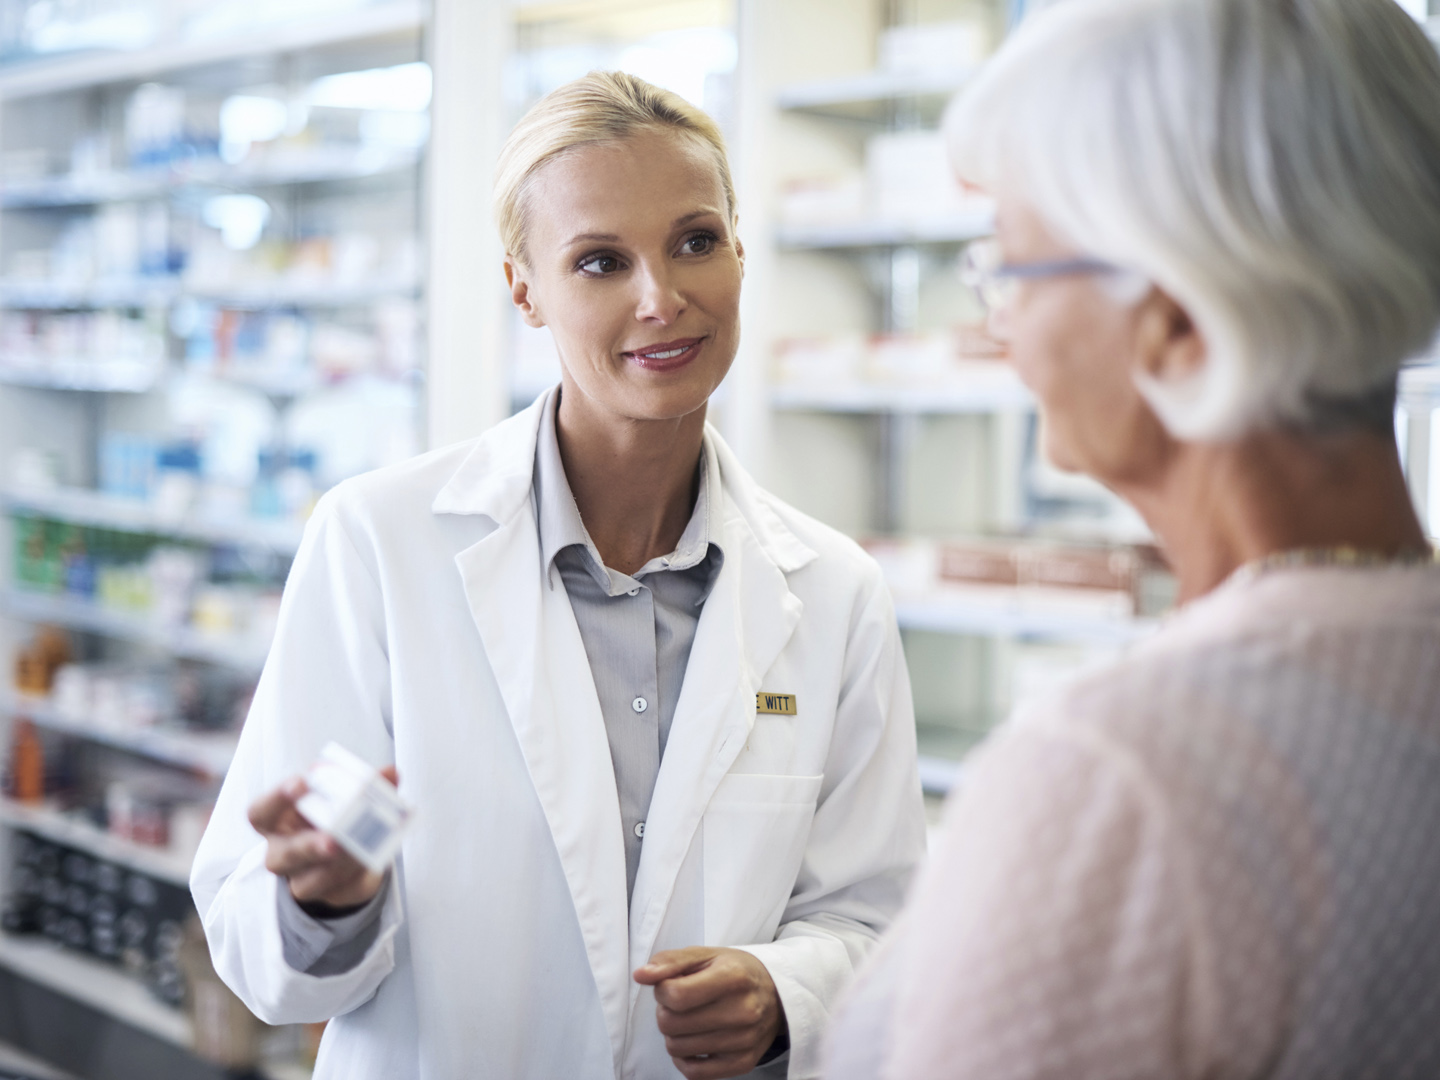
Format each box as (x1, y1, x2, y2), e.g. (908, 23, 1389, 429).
(1133, 288, 1205, 386)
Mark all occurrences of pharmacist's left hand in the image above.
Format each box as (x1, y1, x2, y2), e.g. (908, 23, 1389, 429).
(634, 946, 785, 1080)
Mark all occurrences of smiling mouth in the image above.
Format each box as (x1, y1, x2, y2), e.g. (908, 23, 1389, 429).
(624, 337, 706, 371)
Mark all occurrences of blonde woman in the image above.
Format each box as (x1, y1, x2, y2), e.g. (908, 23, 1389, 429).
(192, 73, 925, 1080)
(827, 0, 1440, 1077)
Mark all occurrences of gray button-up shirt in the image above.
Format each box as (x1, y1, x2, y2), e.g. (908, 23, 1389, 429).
(278, 393, 723, 972)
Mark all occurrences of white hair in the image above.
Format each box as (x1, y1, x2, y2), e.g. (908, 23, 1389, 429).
(946, 0, 1440, 439)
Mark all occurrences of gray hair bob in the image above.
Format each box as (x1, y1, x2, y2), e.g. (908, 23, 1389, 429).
(946, 0, 1440, 439)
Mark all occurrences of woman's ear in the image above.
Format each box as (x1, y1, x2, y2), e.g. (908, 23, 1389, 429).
(1133, 287, 1205, 385)
(505, 255, 546, 329)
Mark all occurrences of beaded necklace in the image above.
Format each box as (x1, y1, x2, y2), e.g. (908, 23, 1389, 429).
(1225, 544, 1440, 590)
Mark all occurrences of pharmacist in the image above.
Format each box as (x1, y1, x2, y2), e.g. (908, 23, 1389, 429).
(191, 71, 925, 1080)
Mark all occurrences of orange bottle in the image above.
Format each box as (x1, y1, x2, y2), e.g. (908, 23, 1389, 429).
(10, 719, 44, 803)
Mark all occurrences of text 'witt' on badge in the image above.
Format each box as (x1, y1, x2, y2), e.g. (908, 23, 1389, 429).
(755, 693, 797, 716)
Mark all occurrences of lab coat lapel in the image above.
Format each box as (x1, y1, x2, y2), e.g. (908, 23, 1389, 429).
(438, 392, 631, 1068)
(626, 439, 808, 972)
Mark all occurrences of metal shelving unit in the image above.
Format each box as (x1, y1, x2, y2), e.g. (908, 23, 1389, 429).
(0, 799, 193, 887)
(0, 360, 164, 392)
(0, 934, 190, 1045)
(772, 372, 1032, 414)
(0, 277, 419, 310)
(1, 146, 421, 208)
(752, 2, 1155, 801)
(1, 590, 271, 671)
(895, 594, 1159, 646)
(4, 486, 305, 553)
(776, 212, 992, 251)
(0, 9, 433, 1071)
(775, 67, 974, 121)
(0, 2, 424, 99)
(1, 691, 236, 777)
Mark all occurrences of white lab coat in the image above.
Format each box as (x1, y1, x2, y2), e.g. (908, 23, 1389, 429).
(191, 389, 926, 1080)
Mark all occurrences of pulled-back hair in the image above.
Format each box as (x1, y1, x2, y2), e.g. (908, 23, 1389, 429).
(494, 71, 735, 263)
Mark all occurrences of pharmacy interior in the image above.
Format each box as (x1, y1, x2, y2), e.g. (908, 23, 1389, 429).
(0, 0, 1435, 1077)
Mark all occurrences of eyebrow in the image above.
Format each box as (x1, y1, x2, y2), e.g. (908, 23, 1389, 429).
(563, 208, 725, 248)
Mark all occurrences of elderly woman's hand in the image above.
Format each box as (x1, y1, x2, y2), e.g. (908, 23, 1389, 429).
(635, 947, 786, 1079)
(247, 766, 399, 912)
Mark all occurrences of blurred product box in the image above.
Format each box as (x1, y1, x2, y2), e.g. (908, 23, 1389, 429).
(862, 536, 1178, 619)
(11, 513, 287, 642)
(772, 335, 868, 386)
(779, 176, 866, 227)
(773, 329, 1010, 388)
(877, 20, 988, 74)
(0, 310, 165, 366)
(938, 539, 1176, 617)
(2, 831, 194, 1006)
(865, 131, 992, 223)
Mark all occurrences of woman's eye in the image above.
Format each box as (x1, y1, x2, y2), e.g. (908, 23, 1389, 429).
(578, 254, 621, 275)
(681, 233, 716, 256)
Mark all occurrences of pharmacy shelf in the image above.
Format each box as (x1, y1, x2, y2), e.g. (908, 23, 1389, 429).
(0, 590, 270, 672)
(0, 799, 192, 887)
(220, 366, 325, 398)
(0, 360, 162, 392)
(1, 146, 422, 209)
(772, 376, 1032, 414)
(186, 277, 421, 309)
(4, 485, 306, 554)
(0, 276, 418, 310)
(895, 592, 1160, 645)
(0, 934, 313, 1079)
(0, 279, 179, 308)
(0, 0, 425, 99)
(0, 934, 189, 1047)
(776, 213, 992, 250)
(776, 68, 973, 122)
(1, 692, 237, 778)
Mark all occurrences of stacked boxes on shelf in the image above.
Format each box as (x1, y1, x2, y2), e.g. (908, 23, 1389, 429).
(0, 6, 427, 1074)
(2, 830, 194, 1007)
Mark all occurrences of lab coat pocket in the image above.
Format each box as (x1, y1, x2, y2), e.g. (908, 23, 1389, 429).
(702, 772, 824, 946)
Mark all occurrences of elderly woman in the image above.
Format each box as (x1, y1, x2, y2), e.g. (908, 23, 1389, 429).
(192, 73, 925, 1080)
(826, 0, 1440, 1077)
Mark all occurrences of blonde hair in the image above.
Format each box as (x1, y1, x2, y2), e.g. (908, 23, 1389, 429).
(494, 71, 736, 263)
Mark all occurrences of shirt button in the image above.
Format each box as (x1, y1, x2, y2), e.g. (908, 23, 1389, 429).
(632, 696, 648, 713)
(634, 821, 646, 839)
(627, 587, 640, 597)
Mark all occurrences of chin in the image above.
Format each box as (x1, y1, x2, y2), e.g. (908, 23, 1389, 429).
(573, 368, 719, 424)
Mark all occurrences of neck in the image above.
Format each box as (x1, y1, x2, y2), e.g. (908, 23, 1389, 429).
(1120, 426, 1428, 604)
(555, 378, 707, 576)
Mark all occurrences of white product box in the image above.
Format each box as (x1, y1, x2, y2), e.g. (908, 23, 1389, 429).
(779, 176, 866, 226)
(297, 742, 414, 874)
(878, 20, 987, 74)
(864, 131, 981, 222)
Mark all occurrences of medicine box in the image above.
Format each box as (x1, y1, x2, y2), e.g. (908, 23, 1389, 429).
(296, 742, 413, 874)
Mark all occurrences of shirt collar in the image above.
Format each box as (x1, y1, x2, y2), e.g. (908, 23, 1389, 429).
(533, 390, 722, 593)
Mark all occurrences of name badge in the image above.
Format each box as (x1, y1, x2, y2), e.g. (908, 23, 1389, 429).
(755, 693, 797, 716)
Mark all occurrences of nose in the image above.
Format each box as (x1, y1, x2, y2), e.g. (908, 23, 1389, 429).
(633, 259, 686, 325)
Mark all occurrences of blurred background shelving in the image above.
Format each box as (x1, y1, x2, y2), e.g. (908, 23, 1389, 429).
(0, 0, 426, 1075)
(0, 1, 1437, 1078)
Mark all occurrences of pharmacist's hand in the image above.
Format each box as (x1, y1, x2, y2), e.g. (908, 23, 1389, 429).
(247, 767, 399, 912)
(634, 947, 785, 1080)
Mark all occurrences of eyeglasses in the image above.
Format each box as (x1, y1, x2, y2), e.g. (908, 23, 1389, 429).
(960, 237, 1124, 312)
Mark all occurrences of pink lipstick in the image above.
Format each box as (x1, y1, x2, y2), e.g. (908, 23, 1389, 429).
(624, 337, 705, 372)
